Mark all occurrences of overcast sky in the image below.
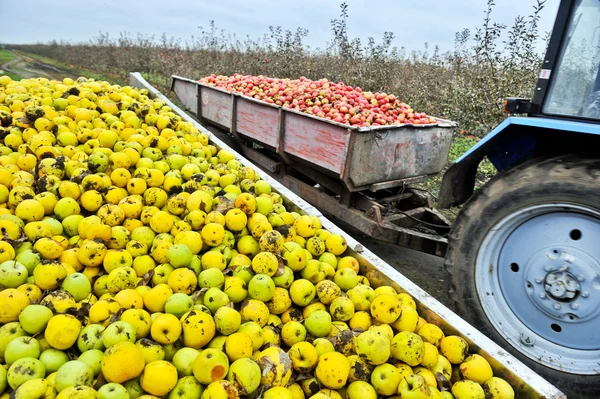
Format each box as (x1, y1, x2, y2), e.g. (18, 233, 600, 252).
(0, 0, 560, 52)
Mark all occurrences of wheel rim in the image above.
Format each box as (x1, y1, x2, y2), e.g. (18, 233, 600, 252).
(476, 203, 600, 375)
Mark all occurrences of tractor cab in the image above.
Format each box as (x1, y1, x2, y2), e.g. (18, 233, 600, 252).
(507, 0, 600, 121)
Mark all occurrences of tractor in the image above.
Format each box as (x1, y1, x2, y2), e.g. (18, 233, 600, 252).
(439, 0, 600, 395)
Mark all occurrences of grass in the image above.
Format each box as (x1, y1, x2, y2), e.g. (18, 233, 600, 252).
(0, 50, 23, 80)
(21, 51, 128, 86)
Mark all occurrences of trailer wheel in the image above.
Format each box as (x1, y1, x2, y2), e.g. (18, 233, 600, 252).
(446, 156, 600, 396)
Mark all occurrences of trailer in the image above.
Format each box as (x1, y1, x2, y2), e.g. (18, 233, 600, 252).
(129, 72, 565, 398)
(170, 75, 454, 257)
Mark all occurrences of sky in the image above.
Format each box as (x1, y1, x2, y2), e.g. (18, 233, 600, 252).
(0, 0, 560, 52)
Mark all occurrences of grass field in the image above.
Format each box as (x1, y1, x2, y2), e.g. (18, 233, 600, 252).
(0, 50, 22, 80)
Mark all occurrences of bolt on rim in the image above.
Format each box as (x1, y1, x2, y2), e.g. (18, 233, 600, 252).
(476, 203, 600, 374)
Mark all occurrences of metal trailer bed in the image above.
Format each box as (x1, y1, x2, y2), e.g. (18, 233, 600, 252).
(170, 75, 455, 257)
(129, 72, 565, 399)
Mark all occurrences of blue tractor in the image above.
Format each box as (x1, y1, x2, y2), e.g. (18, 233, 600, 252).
(439, 0, 600, 394)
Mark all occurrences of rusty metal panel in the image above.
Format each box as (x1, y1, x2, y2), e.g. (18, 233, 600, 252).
(171, 77, 198, 116)
(235, 97, 279, 148)
(283, 111, 348, 174)
(348, 125, 455, 187)
(200, 86, 233, 129)
(131, 73, 565, 399)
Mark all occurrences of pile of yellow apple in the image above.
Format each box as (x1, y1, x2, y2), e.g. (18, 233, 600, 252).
(0, 75, 514, 399)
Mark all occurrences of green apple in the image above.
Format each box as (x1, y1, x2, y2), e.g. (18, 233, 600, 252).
(371, 363, 401, 396)
(232, 265, 254, 285)
(300, 259, 326, 283)
(305, 311, 332, 338)
(333, 267, 359, 291)
(189, 255, 202, 275)
(61, 214, 84, 237)
(254, 180, 271, 196)
(226, 358, 261, 395)
(98, 382, 130, 399)
(172, 347, 200, 376)
(163, 343, 179, 362)
(168, 376, 204, 398)
(77, 324, 105, 352)
(7, 357, 45, 389)
(78, 349, 104, 376)
(198, 268, 225, 289)
(19, 305, 53, 335)
(255, 196, 273, 215)
(313, 338, 335, 357)
(203, 288, 229, 314)
(55, 360, 93, 392)
(248, 274, 275, 302)
(164, 293, 193, 319)
(0, 260, 28, 288)
(152, 263, 174, 285)
(4, 337, 40, 366)
(167, 154, 187, 171)
(0, 362, 6, 394)
(192, 348, 229, 385)
(15, 251, 41, 275)
(42, 217, 63, 235)
(15, 241, 31, 254)
(272, 266, 294, 289)
(102, 321, 136, 348)
(167, 244, 193, 268)
(123, 377, 144, 399)
(39, 348, 69, 374)
(61, 273, 92, 301)
(0, 322, 27, 361)
(397, 374, 432, 399)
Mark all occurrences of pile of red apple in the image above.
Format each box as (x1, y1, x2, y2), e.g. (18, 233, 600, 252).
(200, 74, 437, 127)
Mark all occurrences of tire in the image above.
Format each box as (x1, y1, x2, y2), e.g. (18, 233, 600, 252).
(445, 155, 600, 398)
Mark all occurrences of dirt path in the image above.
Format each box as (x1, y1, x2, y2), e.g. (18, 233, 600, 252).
(0, 51, 77, 80)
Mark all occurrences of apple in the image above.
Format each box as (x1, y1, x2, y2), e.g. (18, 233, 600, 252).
(102, 321, 136, 348)
(39, 348, 70, 374)
(164, 293, 193, 319)
(203, 288, 230, 314)
(166, 244, 194, 268)
(0, 363, 6, 394)
(0, 260, 28, 288)
(397, 374, 432, 399)
(371, 363, 401, 396)
(334, 268, 359, 291)
(7, 357, 45, 389)
(0, 322, 27, 361)
(55, 360, 94, 392)
(77, 324, 105, 352)
(78, 349, 104, 376)
(123, 378, 145, 399)
(152, 263, 174, 285)
(172, 347, 200, 376)
(198, 268, 225, 289)
(189, 255, 202, 275)
(305, 311, 332, 338)
(254, 181, 271, 196)
(98, 382, 130, 399)
(61, 272, 92, 301)
(15, 250, 41, 275)
(247, 274, 275, 302)
(19, 305, 53, 335)
(135, 338, 165, 364)
(4, 337, 40, 366)
(168, 376, 204, 398)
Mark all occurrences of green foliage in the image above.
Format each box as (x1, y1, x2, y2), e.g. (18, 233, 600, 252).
(0, 50, 22, 80)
